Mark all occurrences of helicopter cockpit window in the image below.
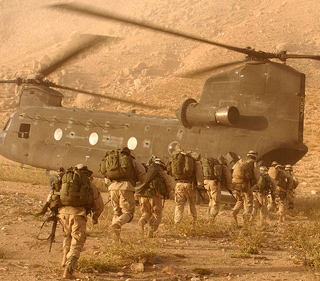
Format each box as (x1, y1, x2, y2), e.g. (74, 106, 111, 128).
(89, 132, 99, 145)
(168, 141, 181, 155)
(18, 123, 30, 139)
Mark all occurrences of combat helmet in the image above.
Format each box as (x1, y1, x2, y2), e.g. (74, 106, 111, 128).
(285, 164, 293, 172)
(271, 161, 279, 167)
(154, 157, 166, 168)
(259, 166, 268, 173)
(247, 150, 258, 159)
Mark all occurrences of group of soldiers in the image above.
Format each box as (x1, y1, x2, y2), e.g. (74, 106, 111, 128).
(36, 147, 299, 279)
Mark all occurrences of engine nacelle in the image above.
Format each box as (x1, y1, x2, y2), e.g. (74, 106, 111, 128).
(175, 98, 240, 128)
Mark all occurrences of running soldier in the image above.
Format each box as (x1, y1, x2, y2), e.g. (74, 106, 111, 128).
(99, 147, 146, 241)
(285, 164, 299, 215)
(136, 157, 175, 237)
(268, 164, 292, 223)
(231, 150, 259, 227)
(167, 149, 204, 226)
(250, 166, 274, 226)
(36, 164, 102, 279)
(201, 156, 232, 223)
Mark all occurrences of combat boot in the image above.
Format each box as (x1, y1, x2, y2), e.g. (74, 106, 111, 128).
(63, 257, 77, 279)
(110, 223, 121, 242)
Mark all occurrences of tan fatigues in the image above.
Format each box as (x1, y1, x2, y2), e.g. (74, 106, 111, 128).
(252, 192, 268, 225)
(232, 157, 258, 225)
(286, 172, 297, 212)
(58, 206, 87, 271)
(109, 158, 146, 229)
(174, 161, 204, 224)
(139, 171, 175, 235)
(204, 179, 221, 222)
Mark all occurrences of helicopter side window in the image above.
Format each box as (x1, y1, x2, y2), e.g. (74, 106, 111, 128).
(18, 123, 31, 139)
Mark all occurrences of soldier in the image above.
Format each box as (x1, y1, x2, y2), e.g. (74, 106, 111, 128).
(167, 149, 204, 226)
(136, 157, 175, 237)
(36, 164, 101, 279)
(100, 147, 146, 242)
(267, 161, 279, 213)
(231, 150, 259, 227)
(285, 164, 299, 215)
(250, 166, 274, 226)
(268, 164, 291, 223)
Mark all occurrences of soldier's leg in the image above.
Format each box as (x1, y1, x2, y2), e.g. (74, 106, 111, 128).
(260, 195, 268, 225)
(232, 188, 243, 226)
(118, 190, 135, 225)
(110, 190, 122, 225)
(209, 183, 221, 223)
(148, 196, 163, 237)
(251, 192, 259, 223)
(64, 215, 87, 277)
(138, 197, 152, 237)
(174, 185, 187, 224)
(186, 186, 197, 225)
(243, 185, 253, 224)
(59, 215, 72, 267)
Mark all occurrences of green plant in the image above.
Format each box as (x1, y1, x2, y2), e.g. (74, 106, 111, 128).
(192, 267, 212, 275)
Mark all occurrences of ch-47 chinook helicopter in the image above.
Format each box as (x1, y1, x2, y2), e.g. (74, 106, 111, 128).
(0, 2, 320, 182)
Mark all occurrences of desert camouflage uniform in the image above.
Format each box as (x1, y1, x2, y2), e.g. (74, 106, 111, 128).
(204, 162, 233, 222)
(58, 206, 87, 274)
(251, 168, 275, 226)
(231, 152, 259, 226)
(285, 165, 299, 213)
(174, 161, 204, 225)
(268, 165, 292, 222)
(108, 158, 146, 240)
(137, 163, 175, 237)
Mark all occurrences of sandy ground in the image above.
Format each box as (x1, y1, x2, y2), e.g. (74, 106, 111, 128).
(0, 179, 318, 281)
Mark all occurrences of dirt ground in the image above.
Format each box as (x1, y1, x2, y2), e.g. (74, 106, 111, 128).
(0, 179, 318, 281)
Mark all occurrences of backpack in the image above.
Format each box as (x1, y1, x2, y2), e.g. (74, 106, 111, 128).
(170, 151, 195, 181)
(254, 174, 271, 194)
(201, 157, 222, 181)
(232, 157, 254, 182)
(150, 173, 171, 199)
(60, 167, 93, 208)
(99, 148, 136, 183)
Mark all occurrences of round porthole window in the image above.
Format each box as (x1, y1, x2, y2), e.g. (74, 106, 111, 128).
(89, 132, 99, 145)
(127, 137, 138, 150)
(54, 128, 63, 141)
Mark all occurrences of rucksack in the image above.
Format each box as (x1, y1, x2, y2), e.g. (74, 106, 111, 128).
(201, 157, 222, 180)
(254, 173, 271, 193)
(60, 167, 93, 208)
(150, 173, 171, 199)
(170, 151, 195, 181)
(99, 148, 136, 183)
(232, 157, 254, 182)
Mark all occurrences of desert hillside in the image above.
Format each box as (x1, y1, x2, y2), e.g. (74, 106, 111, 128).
(0, 0, 320, 189)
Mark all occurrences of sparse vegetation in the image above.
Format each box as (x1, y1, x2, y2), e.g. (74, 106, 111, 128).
(78, 239, 160, 273)
(285, 222, 320, 270)
(192, 267, 212, 275)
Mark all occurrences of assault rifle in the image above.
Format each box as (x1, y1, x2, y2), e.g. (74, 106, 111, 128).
(37, 211, 58, 253)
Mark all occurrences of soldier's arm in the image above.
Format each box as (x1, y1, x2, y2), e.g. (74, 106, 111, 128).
(133, 158, 147, 184)
(195, 161, 204, 186)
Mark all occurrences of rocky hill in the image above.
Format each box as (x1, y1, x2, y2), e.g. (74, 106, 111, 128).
(0, 0, 320, 191)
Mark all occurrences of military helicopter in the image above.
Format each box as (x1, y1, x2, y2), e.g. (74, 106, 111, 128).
(0, 2, 319, 182)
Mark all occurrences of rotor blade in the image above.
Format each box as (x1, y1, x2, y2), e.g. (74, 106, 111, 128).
(179, 59, 248, 78)
(39, 34, 118, 78)
(50, 84, 162, 109)
(281, 54, 320, 61)
(48, 3, 256, 57)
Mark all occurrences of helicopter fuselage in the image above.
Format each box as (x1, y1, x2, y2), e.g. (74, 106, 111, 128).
(0, 61, 308, 176)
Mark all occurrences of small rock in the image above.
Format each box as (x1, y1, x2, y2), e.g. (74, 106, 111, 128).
(130, 263, 144, 272)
